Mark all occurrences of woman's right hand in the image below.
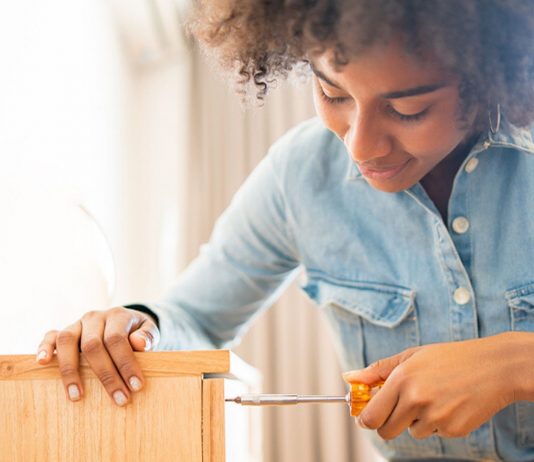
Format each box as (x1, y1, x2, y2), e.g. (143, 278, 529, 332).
(35, 306, 160, 407)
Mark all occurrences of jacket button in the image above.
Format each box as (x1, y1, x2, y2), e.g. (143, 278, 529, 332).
(465, 157, 479, 173)
(452, 217, 470, 234)
(454, 287, 471, 305)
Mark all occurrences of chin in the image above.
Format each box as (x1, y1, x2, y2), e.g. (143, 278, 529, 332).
(364, 177, 416, 193)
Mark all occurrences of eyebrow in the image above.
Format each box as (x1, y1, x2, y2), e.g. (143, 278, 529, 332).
(310, 65, 446, 99)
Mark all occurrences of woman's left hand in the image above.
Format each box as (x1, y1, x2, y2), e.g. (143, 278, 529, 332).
(343, 332, 523, 440)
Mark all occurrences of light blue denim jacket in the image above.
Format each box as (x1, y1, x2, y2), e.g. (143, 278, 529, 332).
(148, 116, 534, 461)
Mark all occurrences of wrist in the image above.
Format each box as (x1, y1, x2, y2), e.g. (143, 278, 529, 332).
(495, 331, 534, 402)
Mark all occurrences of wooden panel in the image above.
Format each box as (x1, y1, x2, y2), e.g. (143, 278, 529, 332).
(0, 375, 203, 461)
(202, 378, 225, 462)
(0, 350, 231, 381)
(0, 351, 237, 462)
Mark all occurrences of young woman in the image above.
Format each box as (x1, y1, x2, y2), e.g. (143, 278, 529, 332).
(37, 1, 534, 460)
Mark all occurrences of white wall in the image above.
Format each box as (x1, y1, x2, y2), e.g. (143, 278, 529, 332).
(0, 0, 135, 353)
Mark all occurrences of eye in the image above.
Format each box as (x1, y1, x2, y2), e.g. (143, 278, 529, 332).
(387, 105, 429, 122)
(318, 85, 349, 105)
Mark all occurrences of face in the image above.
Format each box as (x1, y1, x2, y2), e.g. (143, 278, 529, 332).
(311, 39, 478, 192)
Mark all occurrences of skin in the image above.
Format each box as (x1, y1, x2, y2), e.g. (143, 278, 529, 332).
(37, 307, 159, 406)
(311, 38, 479, 219)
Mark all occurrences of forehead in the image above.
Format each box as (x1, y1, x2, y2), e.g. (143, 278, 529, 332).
(312, 38, 450, 93)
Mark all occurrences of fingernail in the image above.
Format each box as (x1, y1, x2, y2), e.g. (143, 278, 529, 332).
(68, 384, 80, 401)
(113, 390, 128, 406)
(143, 336, 152, 352)
(129, 376, 142, 391)
(36, 350, 47, 362)
(358, 416, 370, 429)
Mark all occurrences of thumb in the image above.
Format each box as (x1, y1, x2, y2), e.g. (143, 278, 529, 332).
(129, 327, 159, 352)
(342, 347, 418, 385)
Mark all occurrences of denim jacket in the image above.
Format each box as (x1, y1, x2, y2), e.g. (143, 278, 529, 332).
(147, 116, 534, 461)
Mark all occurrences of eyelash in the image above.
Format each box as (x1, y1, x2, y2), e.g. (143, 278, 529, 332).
(319, 87, 429, 123)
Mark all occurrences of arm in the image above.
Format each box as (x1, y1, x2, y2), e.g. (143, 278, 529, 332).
(130, 150, 301, 350)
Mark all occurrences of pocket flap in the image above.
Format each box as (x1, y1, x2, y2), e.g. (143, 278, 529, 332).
(303, 276, 415, 328)
(506, 283, 534, 311)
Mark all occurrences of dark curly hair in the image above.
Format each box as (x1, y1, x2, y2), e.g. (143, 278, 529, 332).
(188, 0, 534, 129)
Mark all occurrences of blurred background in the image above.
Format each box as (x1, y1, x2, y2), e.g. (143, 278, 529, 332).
(0, 1, 383, 461)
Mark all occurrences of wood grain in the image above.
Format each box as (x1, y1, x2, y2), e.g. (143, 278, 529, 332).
(202, 378, 225, 462)
(0, 351, 232, 461)
(0, 350, 231, 381)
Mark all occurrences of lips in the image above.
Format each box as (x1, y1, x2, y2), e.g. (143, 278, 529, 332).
(357, 159, 411, 181)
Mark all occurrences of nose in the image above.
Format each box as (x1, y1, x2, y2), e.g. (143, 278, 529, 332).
(344, 111, 392, 164)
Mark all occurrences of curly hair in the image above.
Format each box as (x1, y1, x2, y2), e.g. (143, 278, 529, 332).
(188, 0, 534, 129)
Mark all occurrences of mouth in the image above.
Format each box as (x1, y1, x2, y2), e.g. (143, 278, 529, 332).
(357, 159, 412, 181)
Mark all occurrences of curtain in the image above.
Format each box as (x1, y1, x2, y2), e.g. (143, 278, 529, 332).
(181, 45, 383, 462)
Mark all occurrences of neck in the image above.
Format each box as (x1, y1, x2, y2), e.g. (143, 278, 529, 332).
(420, 131, 481, 222)
(427, 131, 481, 182)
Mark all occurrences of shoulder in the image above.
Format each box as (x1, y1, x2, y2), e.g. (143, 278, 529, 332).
(269, 117, 340, 160)
(267, 117, 349, 186)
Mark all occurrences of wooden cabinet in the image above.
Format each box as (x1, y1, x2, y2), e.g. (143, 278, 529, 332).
(0, 350, 236, 461)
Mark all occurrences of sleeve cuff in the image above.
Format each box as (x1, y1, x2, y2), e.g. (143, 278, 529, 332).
(124, 304, 160, 329)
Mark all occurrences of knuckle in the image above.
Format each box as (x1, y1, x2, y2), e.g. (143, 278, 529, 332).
(406, 388, 427, 408)
(409, 428, 426, 440)
(98, 369, 119, 388)
(82, 310, 101, 320)
(81, 336, 104, 354)
(56, 330, 77, 346)
(389, 364, 407, 383)
(368, 359, 382, 371)
(104, 333, 128, 349)
(116, 361, 136, 378)
(440, 423, 465, 438)
(108, 306, 126, 316)
(59, 364, 78, 378)
(403, 346, 420, 357)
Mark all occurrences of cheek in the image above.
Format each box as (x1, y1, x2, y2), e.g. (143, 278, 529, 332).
(400, 108, 469, 166)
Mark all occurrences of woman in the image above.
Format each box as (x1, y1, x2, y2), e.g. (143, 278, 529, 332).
(37, 1, 534, 460)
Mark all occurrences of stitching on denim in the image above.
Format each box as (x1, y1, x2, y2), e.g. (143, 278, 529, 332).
(504, 282, 534, 301)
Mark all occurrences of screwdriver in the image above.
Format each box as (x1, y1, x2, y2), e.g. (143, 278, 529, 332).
(225, 382, 384, 417)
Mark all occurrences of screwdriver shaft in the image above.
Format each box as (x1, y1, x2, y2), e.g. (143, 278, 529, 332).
(225, 394, 349, 406)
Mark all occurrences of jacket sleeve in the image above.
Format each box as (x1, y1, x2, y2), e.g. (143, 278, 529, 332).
(141, 146, 301, 350)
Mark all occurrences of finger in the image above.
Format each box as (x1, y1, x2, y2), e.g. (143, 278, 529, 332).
(36, 330, 58, 364)
(80, 311, 130, 407)
(358, 381, 400, 431)
(408, 419, 438, 440)
(128, 317, 160, 352)
(55, 321, 84, 402)
(104, 310, 152, 393)
(375, 395, 420, 440)
(343, 348, 418, 386)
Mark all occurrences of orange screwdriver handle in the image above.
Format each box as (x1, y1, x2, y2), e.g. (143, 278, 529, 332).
(348, 381, 384, 417)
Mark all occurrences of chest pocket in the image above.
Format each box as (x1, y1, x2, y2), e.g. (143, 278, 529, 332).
(302, 276, 419, 369)
(302, 276, 442, 458)
(506, 283, 534, 447)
